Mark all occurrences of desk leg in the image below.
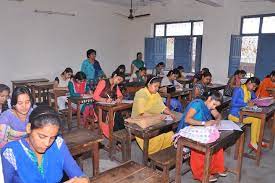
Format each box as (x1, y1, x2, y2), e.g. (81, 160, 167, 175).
(92, 142, 100, 176)
(108, 109, 114, 158)
(31, 86, 36, 104)
(236, 132, 245, 183)
(77, 101, 81, 128)
(126, 128, 132, 161)
(202, 148, 211, 183)
(270, 112, 275, 150)
(175, 140, 183, 183)
(67, 100, 72, 130)
(143, 136, 149, 165)
(235, 114, 244, 160)
(38, 88, 42, 103)
(98, 107, 103, 135)
(256, 115, 265, 166)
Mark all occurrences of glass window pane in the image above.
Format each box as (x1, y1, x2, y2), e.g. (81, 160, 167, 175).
(155, 24, 165, 37)
(166, 22, 191, 36)
(193, 21, 203, 35)
(242, 17, 260, 34)
(262, 16, 275, 33)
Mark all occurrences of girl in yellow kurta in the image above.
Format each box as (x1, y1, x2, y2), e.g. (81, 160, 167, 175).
(131, 76, 176, 154)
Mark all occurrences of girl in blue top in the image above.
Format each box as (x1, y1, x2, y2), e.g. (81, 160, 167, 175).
(228, 77, 263, 151)
(1, 106, 89, 183)
(177, 91, 227, 182)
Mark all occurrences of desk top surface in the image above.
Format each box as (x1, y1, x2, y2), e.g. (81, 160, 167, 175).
(90, 161, 162, 182)
(11, 78, 49, 84)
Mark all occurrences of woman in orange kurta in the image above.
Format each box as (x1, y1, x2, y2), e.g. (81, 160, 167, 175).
(256, 71, 275, 98)
(177, 91, 227, 182)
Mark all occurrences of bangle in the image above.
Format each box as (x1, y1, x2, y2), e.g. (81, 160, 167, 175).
(201, 121, 206, 126)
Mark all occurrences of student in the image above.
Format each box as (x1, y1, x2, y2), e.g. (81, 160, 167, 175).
(68, 71, 95, 127)
(224, 69, 246, 96)
(177, 66, 185, 79)
(131, 76, 176, 155)
(177, 91, 226, 182)
(160, 69, 183, 112)
(192, 72, 212, 99)
(81, 49, 105, 90)
(228, 77, 263, 151)
(113, 64, 126, 75)
(129, 67, 147, 83)
(193, 67, 210, 84)
(93, 71, 125, 138)
(131, 52, 145, 75)
(1, 106, 89, 183)
(54, 67, 73, 110)
(0, 84, 11, 114)
(0, 86, 33, 148)
(152, 62, 165, 76)
(256, 70, 275, 98)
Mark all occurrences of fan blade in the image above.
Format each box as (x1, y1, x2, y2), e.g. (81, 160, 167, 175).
(113, 12, 129, 18)
(134, 13, 151, 18)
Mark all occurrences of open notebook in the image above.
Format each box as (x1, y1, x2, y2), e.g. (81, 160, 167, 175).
(216, 120, 242, 131)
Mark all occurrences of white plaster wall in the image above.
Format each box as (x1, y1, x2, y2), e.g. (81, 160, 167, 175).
(0, 0, 130, 87)
(124, 0, 275, 83)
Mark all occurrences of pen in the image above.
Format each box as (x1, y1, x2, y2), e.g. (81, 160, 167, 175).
(107, 94, 111, 99)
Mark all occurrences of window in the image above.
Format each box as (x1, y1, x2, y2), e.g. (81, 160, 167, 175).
(242, 18, 260, 34)
(193, 21, 204, 35)
(166, 22, 191, 36)
(155, 24, 165, 37)
(262, 16, 275, 33)
(166, 38, 175, 70)
(154, 21, 203, 37)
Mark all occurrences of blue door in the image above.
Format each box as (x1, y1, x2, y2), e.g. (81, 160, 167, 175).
(174, 36, 192, 72)
(228, 35, 242, 76)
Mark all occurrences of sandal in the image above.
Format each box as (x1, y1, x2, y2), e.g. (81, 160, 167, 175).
(248, 143, 258, 152)
(218, 171, 228, 177)
(209, 175, 218, 182)
(261, 142, 268, 148)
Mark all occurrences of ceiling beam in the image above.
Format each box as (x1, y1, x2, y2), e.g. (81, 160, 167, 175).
(195, 0, 224, 7)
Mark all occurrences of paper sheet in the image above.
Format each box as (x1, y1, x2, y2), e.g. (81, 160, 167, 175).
(96, 100, 133, 105)
(217, 120, 242, 131)
(165, 115, 173, 121)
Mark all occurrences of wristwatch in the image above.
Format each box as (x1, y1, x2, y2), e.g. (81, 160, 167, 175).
(201, 121, 206, 126)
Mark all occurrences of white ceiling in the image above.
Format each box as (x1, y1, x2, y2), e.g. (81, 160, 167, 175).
(91, 0, 170, 7)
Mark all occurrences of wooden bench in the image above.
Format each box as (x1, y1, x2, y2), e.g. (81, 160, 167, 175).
(149, 146, 190, 183)
(111, 129, 132, 162)
(90, 161, 162, 182)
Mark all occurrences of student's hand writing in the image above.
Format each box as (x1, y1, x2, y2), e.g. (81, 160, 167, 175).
(248, 101, 254, 107)
(170, 113, 176, 121)
(160, 114, 166, 120)
(106, 98, 113, 103)
(64, 177, 90, 183)
(116, 98, 122, 104)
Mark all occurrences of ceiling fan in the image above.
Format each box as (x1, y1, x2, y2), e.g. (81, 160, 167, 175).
(114, 0, 151, 20)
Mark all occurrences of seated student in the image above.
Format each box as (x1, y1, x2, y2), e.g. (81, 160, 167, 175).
(113, 64, 126, 75)
(131, 76, 176, 155)
(177, 91, 227, 182)
(54, 67, 73, 110)
(0, 84, 11, 114)
(68, 71, 95, 127)
(160, 69, 183, 112)
(81, 49, 105, 90)
(0, 86, 33, 148)
(177, 66, 185, 79)
(256, 70, 275, 98)
(228, 77, 263, 151)
(192, 72, 212, 99)
(129, 67, 147, 83)
(131, 52, 145, 75)
(1, 106, 89, 183)
(93, 71, 125, 138)
(224, 69, 246, 97)
(152, 62, 165, 76)
(193, 68, 210, 84)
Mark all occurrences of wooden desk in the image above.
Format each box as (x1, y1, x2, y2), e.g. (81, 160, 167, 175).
(90, 161, 162, 182)
(240, 104, 275, 166)
(175, 126, 245, 183)
(125, 112, 182, 165)
(207, 84, 226, 92)
(96, 103, 133, 157)
(160, 88, 192, 109)
(177, 78, 192, 87)
(28, 82, 54, 104)
(67, 96, 94, 128)
(11, 78, 49, 90)
(266, 87, 275, 98)
(63, 128, 103, 176)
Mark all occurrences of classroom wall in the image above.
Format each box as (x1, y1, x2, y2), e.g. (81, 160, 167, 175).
(124, 0, 275, 83)
(0, 0, 130, 87)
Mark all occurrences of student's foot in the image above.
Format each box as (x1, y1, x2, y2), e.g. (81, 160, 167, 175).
(209, 175, 218, 182)
(248, 143, 258, 152)
(218, 171, 228, 177)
